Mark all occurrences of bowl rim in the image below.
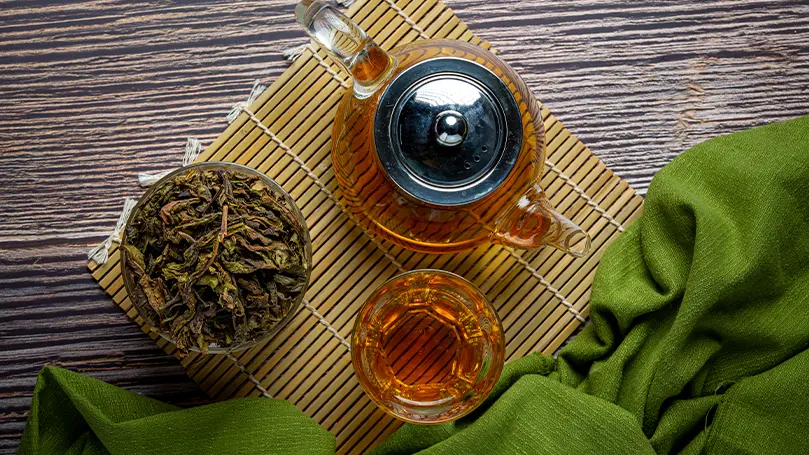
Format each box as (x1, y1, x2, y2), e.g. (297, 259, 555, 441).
(119, 161, 312, 354)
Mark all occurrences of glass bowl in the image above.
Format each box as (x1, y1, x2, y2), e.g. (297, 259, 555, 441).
(351, 270, 505, 424)
(120, 162, 312, 354)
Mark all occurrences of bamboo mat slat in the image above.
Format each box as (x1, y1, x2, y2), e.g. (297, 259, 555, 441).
(88, 0, 644, 452)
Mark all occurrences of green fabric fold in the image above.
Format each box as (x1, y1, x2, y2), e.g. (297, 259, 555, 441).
(20, 115, 809, 454)
(20, 366, 335, 455)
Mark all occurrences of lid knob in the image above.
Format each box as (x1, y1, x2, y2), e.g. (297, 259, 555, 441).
(433, 110, 467, 147)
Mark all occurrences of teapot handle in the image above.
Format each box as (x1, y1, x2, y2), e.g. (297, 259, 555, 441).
(295, 0, 397, 98)
(491, 185, 591, 258)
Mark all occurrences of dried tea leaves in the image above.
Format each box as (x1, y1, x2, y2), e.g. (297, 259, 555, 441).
(123, 167, 309, 354)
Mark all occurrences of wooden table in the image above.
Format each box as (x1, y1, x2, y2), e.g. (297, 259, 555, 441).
(1, 0, 807, 452)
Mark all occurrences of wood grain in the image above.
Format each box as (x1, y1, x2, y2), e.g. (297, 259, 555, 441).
(1, 0, 807, 453)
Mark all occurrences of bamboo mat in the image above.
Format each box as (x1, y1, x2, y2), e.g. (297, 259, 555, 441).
(88, 0, 644, 452)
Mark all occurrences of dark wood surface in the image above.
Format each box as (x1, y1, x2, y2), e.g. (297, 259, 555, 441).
(1, 0, 807, 452)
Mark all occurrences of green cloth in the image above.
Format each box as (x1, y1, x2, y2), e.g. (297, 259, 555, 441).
(20, 116, 809, 455)
(19, 366, 334, 455)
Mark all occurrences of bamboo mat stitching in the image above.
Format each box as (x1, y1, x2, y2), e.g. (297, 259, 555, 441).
(225, 352, 275, 398)
(503, 247, 585, 322)
(383, 0, 430, 39)
(282, 42, 310, 61)
(138, 138, 204, 187)
(544, 162, 625, 232)
(227, 80, 268, 123)
(303, 299, 352, 350)
(87, 198, 135, 264)
(309, 51, 352, 89)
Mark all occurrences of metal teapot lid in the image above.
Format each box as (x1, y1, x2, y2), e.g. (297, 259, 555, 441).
(374, 58, 523, 206)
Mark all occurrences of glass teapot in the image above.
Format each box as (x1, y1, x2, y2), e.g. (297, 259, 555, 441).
(296, 0, 590, 257)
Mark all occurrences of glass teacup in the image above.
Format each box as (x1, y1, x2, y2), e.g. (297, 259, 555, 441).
(351, 270, 505, 424)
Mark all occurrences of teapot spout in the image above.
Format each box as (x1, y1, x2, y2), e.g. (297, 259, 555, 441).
(492, 185, 590, 258)
(295, 0, 397, 98)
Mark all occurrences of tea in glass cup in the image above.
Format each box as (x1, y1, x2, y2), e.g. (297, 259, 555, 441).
(351, 270, 505, 424)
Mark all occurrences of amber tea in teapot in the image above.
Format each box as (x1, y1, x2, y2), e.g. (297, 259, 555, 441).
(297, 0, 590, 257)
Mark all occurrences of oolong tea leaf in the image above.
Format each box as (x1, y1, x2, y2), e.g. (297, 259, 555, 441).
(122, 167, 309, 354)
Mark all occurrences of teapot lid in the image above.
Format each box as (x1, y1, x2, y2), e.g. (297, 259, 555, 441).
(374, 58, 523, 206)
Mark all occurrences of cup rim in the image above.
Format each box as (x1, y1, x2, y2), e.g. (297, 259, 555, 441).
(363, 268, 498, 314)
